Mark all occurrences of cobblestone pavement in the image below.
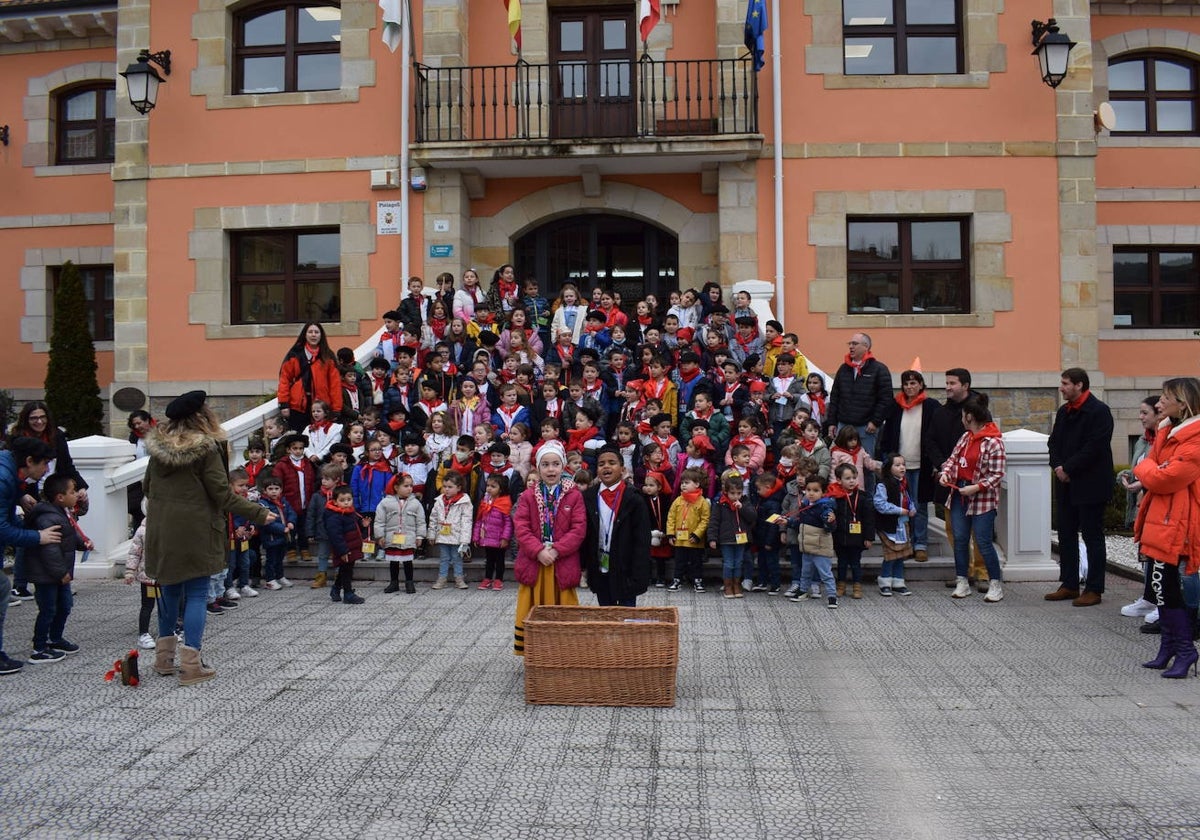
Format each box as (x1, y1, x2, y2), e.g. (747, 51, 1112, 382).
(2, 574, 1198, 840)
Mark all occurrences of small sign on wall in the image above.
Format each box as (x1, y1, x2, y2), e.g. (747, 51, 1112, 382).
(429, 244, 454, 258)
(433, 219, 450, 233)
(377, 201, 402, 235)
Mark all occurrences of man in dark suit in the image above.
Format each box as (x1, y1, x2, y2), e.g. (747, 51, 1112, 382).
(1046, 368, 1114, 607)
(582, 445, 652, 607)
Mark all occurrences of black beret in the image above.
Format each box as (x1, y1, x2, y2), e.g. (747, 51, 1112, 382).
(478, 330, 500, 347)
(329, 443, 354, 458)
(650, 413, 672, 427)
(488, 441, 511, 456)
(585, 310, 606, 321)
(689, 417, 710, 430)
(368, 357, 391, 371)
(278, 431, 309, 450)
(735, 315, 758, 327)
(709, 304, 729, 315)
(165, 390, 206, 421)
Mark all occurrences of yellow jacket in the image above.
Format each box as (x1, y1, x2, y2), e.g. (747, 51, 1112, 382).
(666, 496, 710, 549)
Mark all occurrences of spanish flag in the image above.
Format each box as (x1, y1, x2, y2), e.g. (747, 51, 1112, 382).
(505, 0, 522, 49)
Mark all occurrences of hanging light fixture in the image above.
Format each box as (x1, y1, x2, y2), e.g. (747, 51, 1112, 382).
(120, 49, 172, 114)
(1031, 19, 1076, 89)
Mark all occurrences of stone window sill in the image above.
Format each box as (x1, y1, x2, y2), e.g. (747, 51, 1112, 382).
(826, 312, 994, 329)
(204, 321, 363, 341)
(823, 72, 991, 90)
(204, 89, 360, 110)
(35, 163, 112, 177)
(1100, 136, 1200, 149)
(1099, 328, 1200, 341)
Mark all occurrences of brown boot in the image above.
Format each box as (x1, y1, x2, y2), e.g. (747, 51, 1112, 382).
(310, 571, 327, 589)
(836, 581, 846, 597)
(852, 583, 863, 599)
(733, 578, 744, 598)
(153, 635, 178, 676)
(723, 579, 735, 599)
(1044, 586, 1080, 601)
(178, 645, 216, 686)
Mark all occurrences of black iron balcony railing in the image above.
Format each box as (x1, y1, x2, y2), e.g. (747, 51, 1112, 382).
(415, 56, 759, 143)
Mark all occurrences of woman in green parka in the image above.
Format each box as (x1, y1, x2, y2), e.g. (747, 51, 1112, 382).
(144, 391, 276, 686)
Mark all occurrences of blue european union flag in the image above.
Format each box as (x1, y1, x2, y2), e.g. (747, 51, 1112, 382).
(744, 0, 767, 72)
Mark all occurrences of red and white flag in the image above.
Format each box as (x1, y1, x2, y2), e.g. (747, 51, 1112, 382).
(639, 0, 660, 43)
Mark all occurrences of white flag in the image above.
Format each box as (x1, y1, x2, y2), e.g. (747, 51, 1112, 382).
(379, 0, 403, 53)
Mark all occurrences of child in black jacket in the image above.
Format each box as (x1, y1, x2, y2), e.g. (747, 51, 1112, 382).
(26, 474, 88, 662)
(751, 472, 786, 594)
(829, 463, 875, 600)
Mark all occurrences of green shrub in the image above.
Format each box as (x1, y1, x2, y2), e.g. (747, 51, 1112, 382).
(44, 260, 104, 438)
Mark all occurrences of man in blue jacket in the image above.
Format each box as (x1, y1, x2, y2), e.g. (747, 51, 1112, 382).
(1, 437, 62, 675)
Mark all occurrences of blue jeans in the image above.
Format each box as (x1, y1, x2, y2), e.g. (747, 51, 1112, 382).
(720, 544, 746, 579)
(263, 544, 285, 582)
(32, 581, 73, 650)
(788, 545, 804, 585)
(880, 558, 906, 583)
(906, 468, 928, 551)
(313, 540, 330, 573)
(225, 548, 250, 590)
(208, 571, 225, 601)
(157, 576, 209, 649)
(1183, 571, 1200, 611)
(438, 543, 463, 579)
(949, 496, 1002, 581)
(799, 553, 836, 597)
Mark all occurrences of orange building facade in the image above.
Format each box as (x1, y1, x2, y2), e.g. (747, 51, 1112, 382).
(0, 0, 1197, 461)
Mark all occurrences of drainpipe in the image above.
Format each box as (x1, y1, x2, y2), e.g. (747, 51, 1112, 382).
(400, 0, 412, 282)
(771, 0, 784, 320)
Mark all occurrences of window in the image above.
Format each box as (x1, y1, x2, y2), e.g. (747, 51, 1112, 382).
(847, 217, 970, 314)
(234, 2, 341, 94)
(1109, 54, 1199, 135)
(51, 265, 114, 341)
(231, 228, 340, 324)
(55, 83, 115, 164)
(1113, 247, 1200, 328)
(843, 0, 962, 75)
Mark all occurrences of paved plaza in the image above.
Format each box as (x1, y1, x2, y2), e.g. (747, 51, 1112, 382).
(2, 572, 1199, 840)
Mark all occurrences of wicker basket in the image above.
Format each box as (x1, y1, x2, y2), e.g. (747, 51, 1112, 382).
(524, 605, 679, 707)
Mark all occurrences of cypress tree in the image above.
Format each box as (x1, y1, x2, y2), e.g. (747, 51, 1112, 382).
(44, 260, 104, 437)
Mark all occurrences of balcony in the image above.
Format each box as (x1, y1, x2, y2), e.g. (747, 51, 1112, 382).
(412, 56, 763, 179)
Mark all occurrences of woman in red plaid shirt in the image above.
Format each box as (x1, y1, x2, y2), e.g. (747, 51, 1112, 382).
(939, 398, 1007, 603)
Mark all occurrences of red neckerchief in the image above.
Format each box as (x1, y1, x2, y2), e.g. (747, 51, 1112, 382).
(773, 375, 795, 392)
(825, 482, 850, 501)
(731, 434, 758, 450)
(638, 314, 653, 327)
(387, 419, 406, 435)
(305, 346, 318, 363)
(798, 437, 817, 454)
(429, 317, 447, 339)
(467, 286, 483, 305)
(131, 418, 157, 438)
(410, 291, 423, 302)
(769, 335, 784, 348)
(481, 459, 508, 476)
(361, 459, 392, 479)
(308, 419, 332, 435)
(643, 378, 668, 400)
(959, 422, 1003, 480)
(448, 454, 476, 476)
(735, 328, 759, 353)
(478, 493, 513, 521)
(844, 351, 875, 375)
(680, 488, 703, 505)
(636, 420, 653, 436)
(678, 366, 702, 384)
(895, 391, 927, 410)
(776, 462, 797, 481)
(325, 500, 352, 515)
(690, 406, 714, 421)
(760, 477, 784, 499)
(402, 453, 427, 466)
(245, 460, 265, 484)
(584, 381, 604, 398)
(566, 426, 598, 452)
(1065, 390, 1090, 412)
(441, 492, 464, 515)
(497, 369, 517, 384)
(418, 399, 444, 416)
(371, 375, 387, 394)
(652, 433, 678, 452)
(545, 398, 561, 418)
(807, 391, 827, 416)
(832, 444, 859, 460)
(725, 381, 740, 397)
(555, 344, 574, 363)
(599, 481, 625, 515)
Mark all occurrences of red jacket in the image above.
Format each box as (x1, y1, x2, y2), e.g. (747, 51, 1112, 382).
(513, 481, 586, 590)
(273, 457, 318, 516)
(1134, 416, 1200, 573)
(277, 351, 344, 415)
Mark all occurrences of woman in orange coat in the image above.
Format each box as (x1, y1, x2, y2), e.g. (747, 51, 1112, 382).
(1133, 376, 1200, 679)
(277, 322, 344, 433)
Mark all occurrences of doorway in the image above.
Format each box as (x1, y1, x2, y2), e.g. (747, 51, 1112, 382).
(549, 6, 636, 139)
(513, 214, 679, 314)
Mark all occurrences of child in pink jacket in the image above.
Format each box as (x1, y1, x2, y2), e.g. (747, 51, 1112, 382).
(473, 473, 515, 590)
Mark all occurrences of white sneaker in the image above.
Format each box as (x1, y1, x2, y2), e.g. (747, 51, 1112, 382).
(264, 580, 282, 591)
(138, 633, 155, 649)
(224, 587, 241, 601)
(741, 578, 754, 593)
(1121, 597, 1155, 618)
(951, 577, 972, 599)
(239, 585, 258, 597)
(1144, 608, 1160, 624)
(983, 580, 1004, 603)
(278, 577, 294, 588)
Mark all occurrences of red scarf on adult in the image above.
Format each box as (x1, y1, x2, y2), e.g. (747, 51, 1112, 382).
(1065, 390, 1090, 412)
(959, 422, 1002, 481)
(477, 493, 513, 521)
(566, 426, 599, 452)
(895, 390, 927, 410)
(844, 351, 875, 374)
